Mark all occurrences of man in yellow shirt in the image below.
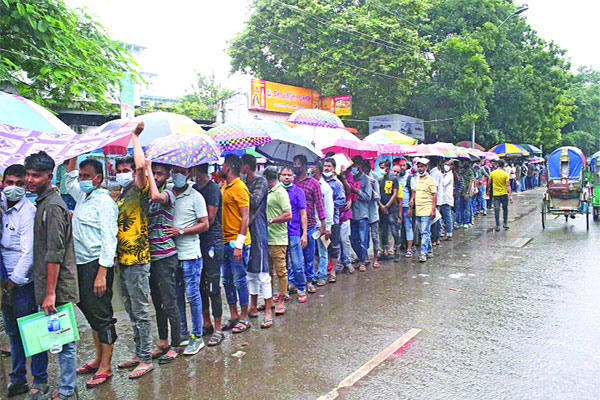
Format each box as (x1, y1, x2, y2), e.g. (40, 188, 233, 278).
(219, 154, 252, 334)
(487, 159, 513, 231)
(411, 158, 437, 263)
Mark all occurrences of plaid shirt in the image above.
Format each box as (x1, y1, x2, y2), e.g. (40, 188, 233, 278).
(295, 175, 326, 228)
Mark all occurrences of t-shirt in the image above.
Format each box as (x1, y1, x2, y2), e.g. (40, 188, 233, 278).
(116, 182, 151, 266)
(194, 181, 222, 250)
(147, 186, 177, 261)
(267, 183, 291, 246)
(286, 184, 306, 237)
(173, 184, 208, 260)
(397, 173, 413, 208)
(489, 168, 509, 196)
(414, 174, 437, 217)
(379, 174, 399, 207)
(221, 177, 252, 246)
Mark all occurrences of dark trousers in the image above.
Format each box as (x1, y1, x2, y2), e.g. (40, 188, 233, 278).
(1, 283, 48, 385)
(379, 206, 400, 249)
(493, 194, 509, 227)
(200, 243, 224, 320)
(77, 260, 117, 344)
(431, 220, 441, 242)
(327, 224, 341, 259)
(149, 255, 181, 347)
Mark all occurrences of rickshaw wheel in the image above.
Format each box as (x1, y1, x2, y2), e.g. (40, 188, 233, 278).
(541, 200, 546, 229)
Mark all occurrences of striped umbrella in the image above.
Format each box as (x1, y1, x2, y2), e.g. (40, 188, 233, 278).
(207, 121, 272, 152)
(489, 143, 530, 157)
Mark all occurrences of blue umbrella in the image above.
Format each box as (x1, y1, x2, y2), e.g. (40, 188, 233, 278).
(254, 120, 321, 164)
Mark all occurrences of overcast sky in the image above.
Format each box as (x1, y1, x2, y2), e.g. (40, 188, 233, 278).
(68, 0, 599, 98)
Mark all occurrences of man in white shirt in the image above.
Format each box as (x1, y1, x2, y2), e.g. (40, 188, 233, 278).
(440, 160, 455, 240)
(310, 163, 334, 287)
(0, 164, 49, 398)
(428, 159, 444, 245)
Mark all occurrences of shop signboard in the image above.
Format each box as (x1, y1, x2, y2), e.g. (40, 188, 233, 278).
(369, 114, 424, 140)
(250, 79, 314, 113)
(321, 95, 352, 116)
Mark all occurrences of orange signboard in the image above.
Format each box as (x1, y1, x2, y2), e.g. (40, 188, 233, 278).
(250, 79, 352, 116)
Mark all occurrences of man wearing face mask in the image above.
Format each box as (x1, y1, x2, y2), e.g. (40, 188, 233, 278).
(349, 156, 372, 272)
(292, 155, 326, 293)
(378, 159, 400, 261)
(65, 157, 118, 388)
(396, 158, 415, 257)
(440, 160, 455, 241)
(413, 158, 437, 263)
(24, 151, 79, 400)
(164, 166, 209, 356)
(114, 123, 154, 379)
(0, 164, 49, 398)
(322, 158, 345, 283)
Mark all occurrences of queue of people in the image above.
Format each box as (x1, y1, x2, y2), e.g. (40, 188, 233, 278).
(0, 123, 518, 399)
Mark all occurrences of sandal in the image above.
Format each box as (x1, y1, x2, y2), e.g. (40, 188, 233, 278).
(86, 373, 112, 388)
(373, 261, 381, 269)
(260, 318, 274, 329)
(151, 346, 170, 359)
(359, 264, 367, 272)
(328, 275, 336, 283)
(257, 304, 266, 311)
(232, 319, 251, 334)
(298, 293, 308, 303)
(405, 249, 413, 258)
(207, 331, 224, 346)
(129, 364, 154, 379)
(117, 359, 140, 369)
(347, 265, 356, 274)
(76, 363, 98, 375)
(158, 348, 181, 365)
(275, 303, 286, 315)
(221, 319, 239, 331)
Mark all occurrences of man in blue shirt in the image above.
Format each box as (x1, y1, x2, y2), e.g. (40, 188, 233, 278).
(1, 164, 48, 398)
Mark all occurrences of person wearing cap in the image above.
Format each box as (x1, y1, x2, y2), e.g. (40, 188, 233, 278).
(412, 158, 437, 263)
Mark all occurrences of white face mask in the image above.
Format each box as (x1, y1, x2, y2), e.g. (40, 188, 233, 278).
(172, 172, 187, 188)
(3, 185, 26, 202)
(444, 165, 451, 172)
(116, 172, 134, 187)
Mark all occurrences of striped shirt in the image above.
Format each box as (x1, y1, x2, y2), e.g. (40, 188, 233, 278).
(294, 175, 326, 228)
(147, 187, 177, 261)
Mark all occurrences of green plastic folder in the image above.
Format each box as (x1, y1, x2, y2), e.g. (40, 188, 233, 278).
(17, 303, 80, 357)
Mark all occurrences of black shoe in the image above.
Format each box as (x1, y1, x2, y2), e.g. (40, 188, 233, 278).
(394, 253, 401, 262)
(495, 226, 501, 232)
(8, 382, 29, 397)
(503, 225, 509, 229)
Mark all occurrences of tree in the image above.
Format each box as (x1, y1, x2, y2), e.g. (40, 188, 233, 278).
(149, 73, 234, 121)
(228, 0, 431, 127)
(0, 0, 139, 112)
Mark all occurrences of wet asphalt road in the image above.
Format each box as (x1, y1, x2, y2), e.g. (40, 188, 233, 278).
(5, 187, 600, 400)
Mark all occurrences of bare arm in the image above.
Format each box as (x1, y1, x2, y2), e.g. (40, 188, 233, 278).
(145, 160, 169, 204)
(206, 205, 218, 226)
(300, 209, 308, 248)
(238, 206, 249, 237)
(271, 209, 292, 224)
(131, 122, 147, 190)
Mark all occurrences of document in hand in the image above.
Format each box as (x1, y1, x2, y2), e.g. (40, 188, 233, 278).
(17, 303, 80, 357)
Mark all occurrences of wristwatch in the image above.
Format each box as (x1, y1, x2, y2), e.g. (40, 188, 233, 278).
(178, 228, 185, 236)
(268, 217, 273, 225)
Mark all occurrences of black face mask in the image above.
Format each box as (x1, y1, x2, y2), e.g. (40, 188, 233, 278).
(292, 166, 303, 176)
(400, 170, 407, 176)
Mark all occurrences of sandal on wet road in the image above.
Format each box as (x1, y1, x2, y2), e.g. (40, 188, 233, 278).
(232, 319, 251, 334)
(151, 346, 170, 359)
(207, 331, 224, 346)
(86, 374, 112, 388)
(117, 359, 139, 370)
(76, 363, 98, 375)
(221, 319, 239, 331)
(129, 364, 154, 379)
(260, 318, 274, 329)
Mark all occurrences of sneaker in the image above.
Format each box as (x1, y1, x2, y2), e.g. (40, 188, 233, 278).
(418, 254, 427, 263)
(183, 335, 205, 356)
(503, 224, 509, 229)
(495, 226, 501, 232)
(463, 224, 469, 229)
(179, 336, 190, 347)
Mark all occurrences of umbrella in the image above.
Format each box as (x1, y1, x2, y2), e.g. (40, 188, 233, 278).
(291, 125, 378, 158)
(519, 144, 542, 155)
(145, 133, 221, 168)
(207, 121, 273, 152)
(489, 143, 530, 157)
(0, 91, 76, 135)
(431, 142, 459, 158)
(484, 152, 500, 161)
(321, 136, 379, 159)
(456, 140, 485, 151)
(411, 144, 444, 157)
(254, 120, 321, 164)
(376, 143, 417, 156)
(287, 109, 344, 129)
(364, 129, 417, 145)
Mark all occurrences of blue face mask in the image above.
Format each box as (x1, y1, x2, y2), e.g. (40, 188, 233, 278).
(351, 167, 359, 175)
(79, 179, 96, 194)
(116, 172, 133, 188)
(172, 173, 187, 188)
(281, 182, 292, 188)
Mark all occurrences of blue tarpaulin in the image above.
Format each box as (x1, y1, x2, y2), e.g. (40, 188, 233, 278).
(547, 146, 585, 181)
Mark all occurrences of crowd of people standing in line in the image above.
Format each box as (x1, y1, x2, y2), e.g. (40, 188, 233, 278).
(0, 122, 522, 399)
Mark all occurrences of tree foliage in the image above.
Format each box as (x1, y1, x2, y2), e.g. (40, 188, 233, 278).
(0, 0, 139, 112)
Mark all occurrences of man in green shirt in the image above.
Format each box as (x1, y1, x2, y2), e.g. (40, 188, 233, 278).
(264, 167, 292, 315)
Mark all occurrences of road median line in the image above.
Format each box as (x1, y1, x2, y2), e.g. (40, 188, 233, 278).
(318, 328, 422, 400)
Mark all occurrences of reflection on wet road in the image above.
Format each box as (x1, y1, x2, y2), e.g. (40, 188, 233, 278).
(7, 188, 600, 399)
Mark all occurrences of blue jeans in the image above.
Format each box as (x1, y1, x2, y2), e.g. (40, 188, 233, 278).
(521, 176, 527, 191)
(456, 196, 472, 225)
(176, 258, 203, 338)
(1, 283, 48, 385)
(417, 216, 432, 255)
(350, 218, 369, 264)
(57, 340, 77, 398)
(222, 245, 250, 307)
(287, 235, 306, 292)
(472, 186, 487, 213)
(317, 235, 328, 280)
(401, 207, 414, 242)
(440, 204, 453, 237)
(303, 225, 316, 283)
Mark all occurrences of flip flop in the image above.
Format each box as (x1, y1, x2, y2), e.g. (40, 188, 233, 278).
(158, 349, 181, 365)
(221, 319, 239, 331)
(76, 364, 99, 375)
(151, 346, 170, 359)
(86, 374, 112, 388)
(260, 318, 274, 329)
(275, 304, 285, 315)
(129, 364, 154, 379)
(328, 275, 336, 283)
(117, 359, 140, 370)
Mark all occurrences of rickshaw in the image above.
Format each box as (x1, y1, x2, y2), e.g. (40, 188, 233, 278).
(541, 146, 590, 230)
(590, 151, 600, 221)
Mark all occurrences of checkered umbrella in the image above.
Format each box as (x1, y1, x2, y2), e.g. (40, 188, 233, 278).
(287, 109, 345, 129)
(207, 122, 272, 152)
(145, 133, 221, 168)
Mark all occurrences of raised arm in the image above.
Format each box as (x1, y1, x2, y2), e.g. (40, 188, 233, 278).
(131, 122, 147, 190)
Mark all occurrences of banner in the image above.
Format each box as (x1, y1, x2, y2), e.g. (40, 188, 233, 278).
(0, 122, 136, 170)
(321, 95, 352, 116)
(120, 74, 135, 119)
